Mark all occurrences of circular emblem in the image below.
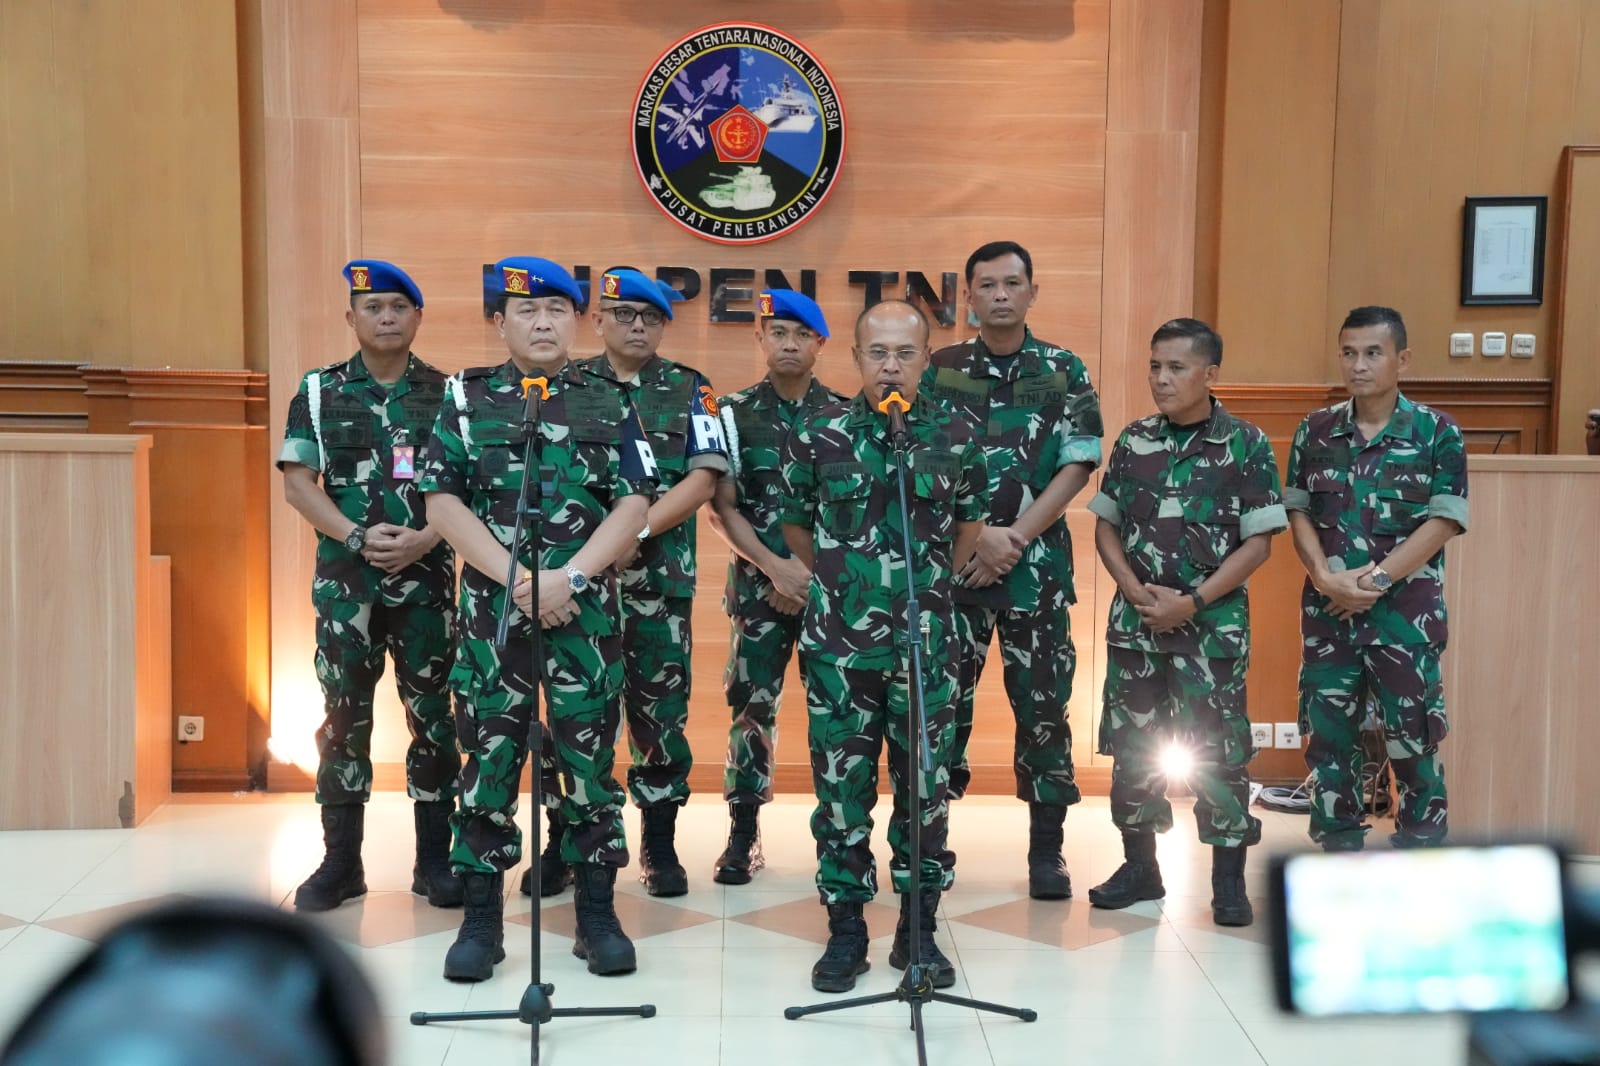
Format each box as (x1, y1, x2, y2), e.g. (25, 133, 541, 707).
(632, 23, 845, 245)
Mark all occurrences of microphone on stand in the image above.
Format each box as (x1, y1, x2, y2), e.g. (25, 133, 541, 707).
(876, 390, 911, 445)
(521, 376, 549, 429)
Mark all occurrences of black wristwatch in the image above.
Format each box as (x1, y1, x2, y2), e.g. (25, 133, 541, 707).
(1189, 590, 1207, 612)
(344, 526, 367, 553)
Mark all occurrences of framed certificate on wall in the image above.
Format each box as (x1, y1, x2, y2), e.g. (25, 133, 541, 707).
(1460, 195, 1547, 305)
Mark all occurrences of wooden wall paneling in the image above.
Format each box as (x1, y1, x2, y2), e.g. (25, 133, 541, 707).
(1553, 147, 1600, 453)
(139, 555, 175, 824)
(0, 2, 247, 369)
(0, 435, 169, 828)
(1091, 0, 1204, 782)
(1206, 0, 1341, 384)
(1327, 1, 1600, 382)
(0, 362, 89, 431)
(83, 368, 272, 790)
(258, 0, 365, 785)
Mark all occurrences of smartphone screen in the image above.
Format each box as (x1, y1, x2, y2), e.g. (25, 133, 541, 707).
(1271, 844, 1572, 1016)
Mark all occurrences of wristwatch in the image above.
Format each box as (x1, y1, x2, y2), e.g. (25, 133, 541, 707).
(564, 566, 589, 593)
(344, 526, 367, 553)
(637, 522, 652, 542)
(1369, 566, 1393, 592)
(1189, 590, 1207, 612)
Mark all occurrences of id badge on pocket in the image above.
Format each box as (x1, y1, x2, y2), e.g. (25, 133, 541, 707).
(392, 445, 416, 480)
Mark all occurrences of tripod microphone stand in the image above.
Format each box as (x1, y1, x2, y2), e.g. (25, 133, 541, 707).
(411, 375, 655, 1063)
(784, 391, 1035, 1066)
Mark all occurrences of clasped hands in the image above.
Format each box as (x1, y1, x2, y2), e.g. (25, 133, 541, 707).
(958, 526, 1027, 589)
(511, 569, 581, 629)
(361, 523, 435, 574)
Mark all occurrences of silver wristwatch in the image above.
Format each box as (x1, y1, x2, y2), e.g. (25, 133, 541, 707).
(1369, 566, 1393, 592)
(565, 566, 588, 593)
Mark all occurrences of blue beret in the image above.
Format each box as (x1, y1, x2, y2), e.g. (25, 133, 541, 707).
(599, 269, 673, 320)
(487, 256, 583, 306)
(759, 289, 829, 338)
(344, 259, 423, 309)
(656, 280, 686, 305)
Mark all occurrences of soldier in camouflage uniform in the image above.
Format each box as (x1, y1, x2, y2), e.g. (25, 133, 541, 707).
(782, 301, 988, 994)
(418, 257, 657, 982)
(574, 267, 728, 898)
(277, 259, 461, 914)
(705, 289, 847, 885)
(1286, 306, 1468, 851)
(920, 241, 1102, 899)
(1085, 319, 1286, 927)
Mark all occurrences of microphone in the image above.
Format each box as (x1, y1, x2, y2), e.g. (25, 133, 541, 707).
(521, 376, 549, 425)
(876, 390, 910, 442)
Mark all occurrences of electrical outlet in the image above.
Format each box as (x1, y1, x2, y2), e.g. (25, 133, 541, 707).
(1274, 722, 1301, 749)
(1482, 331, 1507, 357)
(1449, 332, 1474, 357)
(1511, 333, 1536, 358)
(177, 716, 205, 743)
(1250, 723, 1273, 749)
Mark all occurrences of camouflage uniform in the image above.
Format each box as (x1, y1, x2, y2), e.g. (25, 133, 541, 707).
(1086, 400, 1287, 847)
(921, 328, 1103, 804)
(416, 359, 656, 874)
(277, 352, 458, 805)
(576, 354, 728, 809)
(717, 376, 849, 804)
(1285, 394, 1469, 848)
(781, 393, 987, 902)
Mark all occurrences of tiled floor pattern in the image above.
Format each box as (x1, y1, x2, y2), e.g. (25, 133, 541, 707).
(0, 794, 1471, 1065)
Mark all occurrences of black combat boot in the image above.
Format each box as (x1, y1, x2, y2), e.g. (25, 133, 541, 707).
(1027, 802, 1072, 900)
(713, 802, 763, 885)
(293, 804, 367, 912)
(572, 863, 638, 975)
(1210, 845, 1253, 927)
(411, 800, 463, 908)
(1087, 828, 1165, 909)
(639, 804, 688, 897)
(519, 807, 573, 898)
(810, 902, 870, 992)
(888, 888, 956, 989)
(442, 871, 505, 982)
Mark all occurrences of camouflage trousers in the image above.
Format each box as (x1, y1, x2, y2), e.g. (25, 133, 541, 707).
(722, 611, 803, 804)
(1299, 637, 1448, 848)
(1099, 646, 1261, 847)
(948, 603, 1080, 806)
(311, 597, 458, 805)
(803, 655, 957, 903)
(619, 590, 694, 808)
(448, 627, 628, 875)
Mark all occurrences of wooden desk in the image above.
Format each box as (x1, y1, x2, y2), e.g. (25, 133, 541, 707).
(0, 434, 171, 828)
(1443, 455, 1600, 855)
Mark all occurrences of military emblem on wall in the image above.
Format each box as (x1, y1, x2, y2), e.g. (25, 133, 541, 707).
(632, 23, 846, 245)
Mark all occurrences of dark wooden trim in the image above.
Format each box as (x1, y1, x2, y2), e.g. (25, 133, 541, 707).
(173, 769, 254, 793)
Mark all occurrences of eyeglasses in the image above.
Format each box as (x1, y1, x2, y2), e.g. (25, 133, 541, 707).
(605, 306, 666, 327)
(861, 346, 923, 364)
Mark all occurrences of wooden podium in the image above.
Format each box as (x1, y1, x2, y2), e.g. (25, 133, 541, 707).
(0, 434, 171, 828)
(1443, 455, 1600, 855)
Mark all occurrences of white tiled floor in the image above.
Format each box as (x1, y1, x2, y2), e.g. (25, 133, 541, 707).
(0, 794, 1468, 1065)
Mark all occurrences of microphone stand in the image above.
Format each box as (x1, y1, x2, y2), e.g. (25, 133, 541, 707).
(784, 396, 1035, 1066)
(411, 376, 655, 1064)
